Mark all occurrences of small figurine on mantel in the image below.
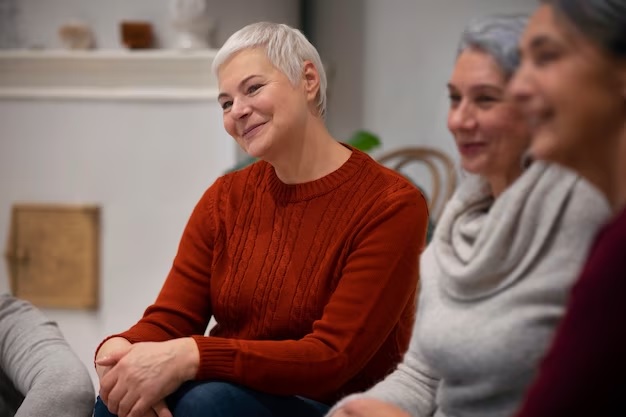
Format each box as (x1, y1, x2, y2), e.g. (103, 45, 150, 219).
(58, 21, 95, 50)
(170, 0, 215, 49)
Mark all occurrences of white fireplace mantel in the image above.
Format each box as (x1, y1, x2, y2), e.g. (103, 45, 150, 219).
(0, 49, 219, 101)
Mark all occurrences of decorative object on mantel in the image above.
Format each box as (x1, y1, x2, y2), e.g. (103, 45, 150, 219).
(170, 0, 215, 49)
(58, 21, 95, 50)
(4, 204, 100, 309)
(120, 21, 154, 49)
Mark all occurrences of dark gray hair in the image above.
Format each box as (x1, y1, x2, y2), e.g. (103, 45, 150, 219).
(456, 14, 529, 79)
(543, 0, 626, 58)
(213, 22, 328, 118)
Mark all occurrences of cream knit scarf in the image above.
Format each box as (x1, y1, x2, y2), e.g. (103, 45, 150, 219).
(433, 161, 580, 300)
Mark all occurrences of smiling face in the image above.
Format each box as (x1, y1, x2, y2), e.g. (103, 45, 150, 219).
(217, 48, 311, 161)
(509, 5, 626, 174)
(447, 48, 531, 184)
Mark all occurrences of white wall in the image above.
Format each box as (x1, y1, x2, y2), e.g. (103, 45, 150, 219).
(314, 0, 536, 162)
(0, 99, 234, 386)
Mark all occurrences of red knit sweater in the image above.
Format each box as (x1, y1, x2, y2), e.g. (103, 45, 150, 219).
(514, 206, 626, 417)
(107, 148, 429, 404)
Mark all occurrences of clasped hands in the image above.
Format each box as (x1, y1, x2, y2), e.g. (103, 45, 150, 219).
(97, 339, 407, 417)
(96, 338, 199, 417)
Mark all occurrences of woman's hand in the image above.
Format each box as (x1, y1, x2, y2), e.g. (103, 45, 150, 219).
(333, 398, 412, 417)
(146, 400, 171, 417)
(97, 338, 199, 417)
(96, 337, 132, 380)
(132, 400, 169, 417)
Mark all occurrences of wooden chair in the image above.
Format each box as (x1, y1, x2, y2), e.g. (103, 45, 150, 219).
(377, 147, 457, 222)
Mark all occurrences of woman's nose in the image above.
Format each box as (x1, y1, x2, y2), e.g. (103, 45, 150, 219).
(230, 97, 251, 119)
(508, 65, 533, 105)
(448, 103, 477, 132)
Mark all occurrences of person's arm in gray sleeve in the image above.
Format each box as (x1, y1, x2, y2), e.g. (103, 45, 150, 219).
(0, 293, 95, 417)
(327, 315, 440, 417)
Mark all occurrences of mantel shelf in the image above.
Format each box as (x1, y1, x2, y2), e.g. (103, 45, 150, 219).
(0, 49, 219, 101)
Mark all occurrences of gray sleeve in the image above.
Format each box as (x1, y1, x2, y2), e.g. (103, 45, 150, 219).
(327, 306, 440, 417)
(0, 294, 95, 417)
(363, 338, 439, 416)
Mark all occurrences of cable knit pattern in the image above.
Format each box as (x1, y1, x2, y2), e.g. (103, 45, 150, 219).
(102, 147, 429, 404)
(328, 162, 611, 417)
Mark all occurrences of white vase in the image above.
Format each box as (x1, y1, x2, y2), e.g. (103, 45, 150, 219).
(170, 0, 214, 49)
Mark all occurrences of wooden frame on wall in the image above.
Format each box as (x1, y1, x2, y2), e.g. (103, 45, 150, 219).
(4, 204, 100, 309)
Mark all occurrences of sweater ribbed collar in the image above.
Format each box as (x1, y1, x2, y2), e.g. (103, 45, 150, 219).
(265, 145, 369, 203)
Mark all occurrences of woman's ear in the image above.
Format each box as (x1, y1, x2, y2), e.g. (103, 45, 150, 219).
(302, 61, 320, 102)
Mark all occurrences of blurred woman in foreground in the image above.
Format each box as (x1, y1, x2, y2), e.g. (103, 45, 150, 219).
(510, 1, 626, 415)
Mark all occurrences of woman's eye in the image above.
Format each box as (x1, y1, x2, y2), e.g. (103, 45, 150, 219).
(534, 50, 560, 66)
(475, 95, 502, 108)
(221, 100, 233, 110)
(247, 84, 263, 94)
(448, 94, 461, 106)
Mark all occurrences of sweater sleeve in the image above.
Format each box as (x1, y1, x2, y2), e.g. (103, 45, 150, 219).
(0, 294, 95, 417)
(327, 244, 440, 417)
(192, 183, 428, 401)
(328, 331, 440, 417)
(513, 222, 626, 417)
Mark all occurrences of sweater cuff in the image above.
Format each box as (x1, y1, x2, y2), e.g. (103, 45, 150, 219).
(191, 335, 239, 380)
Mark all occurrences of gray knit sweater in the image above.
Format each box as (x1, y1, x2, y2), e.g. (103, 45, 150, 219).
(329, 162, 610, 417)
(0, 294, 95, 417)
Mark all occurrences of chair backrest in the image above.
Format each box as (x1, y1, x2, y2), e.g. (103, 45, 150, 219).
(377, 147, 457, 222)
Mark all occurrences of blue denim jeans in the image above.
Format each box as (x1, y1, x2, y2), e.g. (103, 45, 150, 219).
(94, 381, 330, 417)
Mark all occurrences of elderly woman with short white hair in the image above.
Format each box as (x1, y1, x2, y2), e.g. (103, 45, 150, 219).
(92, 22, 429, 417)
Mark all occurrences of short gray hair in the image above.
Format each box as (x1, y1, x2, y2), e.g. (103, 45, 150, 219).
(457, 14, 529, 79)
(212, 22, 327, 118)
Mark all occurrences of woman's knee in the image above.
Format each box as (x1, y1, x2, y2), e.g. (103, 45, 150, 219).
(168, 381, 329, 417)
(93, 382, 253, 417)
(168, 381, 256, 417)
